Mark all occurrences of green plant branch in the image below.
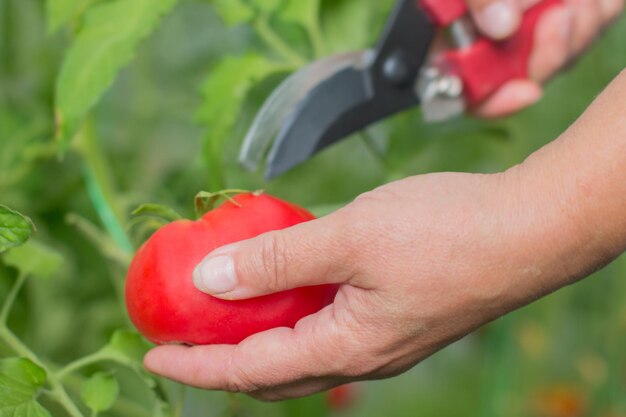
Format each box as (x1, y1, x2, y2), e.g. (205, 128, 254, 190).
(306, 17, 325, 58)
(0, 275, 86, 417)
(0, 326, 85, 417)
(253, 17, 306, 67)
(359, 132, 387, 167)
(50, 380, 85, 417)
(173, 385, 187, 417)
(0, 326, 39, 364)
(0, 271, 27, 325)
(54, 351, 109, 381)
(75, 119, 133, 254)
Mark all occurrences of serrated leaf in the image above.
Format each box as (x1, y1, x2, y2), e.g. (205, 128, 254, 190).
(46, 0, 94, 33)
(0, 357, 51, 417)
(81, 372, 119, 414)
(0, 205, 34, 254)
(102, 330, 152, 364)
(197, 54, 281, 189)
(54, 0, 179, 152)
(212, 0, 254, 26)
(3, 240, 64, 279)
(131, 204, 182, 222)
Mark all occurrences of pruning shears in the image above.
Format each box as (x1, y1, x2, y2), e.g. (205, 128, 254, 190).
(239, 0, 562, 179)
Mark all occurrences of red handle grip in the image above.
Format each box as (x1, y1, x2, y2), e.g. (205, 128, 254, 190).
(431, 0, 562, 105)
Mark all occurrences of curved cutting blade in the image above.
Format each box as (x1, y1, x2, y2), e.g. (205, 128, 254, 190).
(238, 51, 367, 172)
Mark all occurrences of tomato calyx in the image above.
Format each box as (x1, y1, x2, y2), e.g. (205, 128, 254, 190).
(194, 189, 263, 218)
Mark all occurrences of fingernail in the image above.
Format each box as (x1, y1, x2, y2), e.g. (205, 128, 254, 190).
(193, 255, 237, 295)
(477, 1, 519, 39)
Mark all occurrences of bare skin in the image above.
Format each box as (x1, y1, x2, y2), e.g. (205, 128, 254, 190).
(144, 0, 625, 402)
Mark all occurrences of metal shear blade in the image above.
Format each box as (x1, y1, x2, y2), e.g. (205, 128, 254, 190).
(240, 0, 436, 179)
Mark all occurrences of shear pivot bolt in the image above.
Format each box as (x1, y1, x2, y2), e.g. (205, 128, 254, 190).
(383, 51, 411, 86)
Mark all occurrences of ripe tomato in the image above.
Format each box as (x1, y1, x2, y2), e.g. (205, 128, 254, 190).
(327, 384, 359, 410)
(125, 192, 337, 345)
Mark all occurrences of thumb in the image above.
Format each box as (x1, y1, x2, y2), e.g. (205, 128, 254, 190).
(192, 213, 353, 300)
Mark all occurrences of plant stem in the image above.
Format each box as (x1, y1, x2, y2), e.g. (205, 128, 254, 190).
(55, 351, 108, 380)
(305, 0, 326, 58)
(254, 17, 306, 67)
(49, 380, 85, 417)
(0, 326, 86, 417)
(307, 20, 326, 58)
(173, 385, 187, 417)
(0, 271, 27, 325)
(0, 326, 39, 364)
(359, 132, 387, 167)
(227, 393, 240, 417)
(75, 120, 133, 254)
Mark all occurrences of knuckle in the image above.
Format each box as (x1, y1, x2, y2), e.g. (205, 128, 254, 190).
(227, 363, 261, 393)
(257, 233, 289, 293)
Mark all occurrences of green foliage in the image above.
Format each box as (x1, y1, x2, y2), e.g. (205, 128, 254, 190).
(0, 358, 50, 417)
(197, 54, 283, 189)
(131, 204, 182, 222)
(3, 240, 64, 279)
(54, 0, 179, 151)
(81, 372, 119, 414)
(46, 0, 95, 33)
(101, 330, 152, 365)
(0, 206, 33, 254)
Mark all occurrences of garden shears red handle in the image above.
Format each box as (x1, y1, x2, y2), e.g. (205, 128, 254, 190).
(239, 0, 563, 179)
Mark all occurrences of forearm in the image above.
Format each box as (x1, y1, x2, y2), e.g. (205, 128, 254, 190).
(513, 69, 626, 297)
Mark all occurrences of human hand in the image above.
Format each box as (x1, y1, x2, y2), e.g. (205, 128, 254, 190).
(143, 167, 595, 400)
(465, 0, 624, 117)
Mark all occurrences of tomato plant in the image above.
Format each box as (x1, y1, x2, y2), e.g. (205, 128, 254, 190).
(1, 0, 626, 416)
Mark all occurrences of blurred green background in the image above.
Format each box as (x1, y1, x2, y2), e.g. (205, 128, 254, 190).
(1, 0, 625, 416)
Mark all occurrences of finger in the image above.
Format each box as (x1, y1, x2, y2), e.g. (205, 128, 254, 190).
(529, 5, 574, 82)
(598, 0, 624, 23)
(474, 79, 543, 118)
(466, 0, 522, 39)
(566, 0, 604, 54)
(192, 210, 355, 300)
(144, 302, 366, 392)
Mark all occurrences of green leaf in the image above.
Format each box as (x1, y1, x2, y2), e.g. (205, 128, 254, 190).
(0, 205, 34, 254)
(0, 357, 51, 417)
(54, 0, 179, 152)
(99, 331, 157, 389)
(3, 240, 64, 279)
(212, 0, 254, 26)
(197, 54, 282, 189)
(280, 0, 319, 30)
(102, 330, 152, 365)
(81, 372, 119, 414)
(46, 0, 94, 33)
(131, 204, 182, 222)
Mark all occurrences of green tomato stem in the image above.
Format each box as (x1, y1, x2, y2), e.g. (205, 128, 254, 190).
(75, 119, 133, 254)
(50, 380, 86, 417)
(254, 17, 306, 68)
(0, 271, 27, 325)
(0, 326, 39, 364)
(173, 385, 187, 417)
(54, 351, 109, 381)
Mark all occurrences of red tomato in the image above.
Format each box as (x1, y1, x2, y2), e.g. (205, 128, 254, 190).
(125, 192, 338, 345)
(326, 384, 358, 411)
